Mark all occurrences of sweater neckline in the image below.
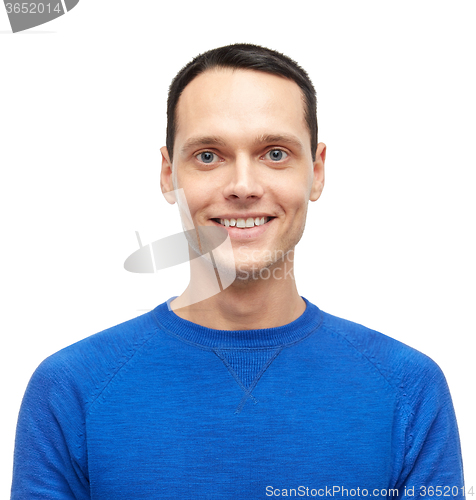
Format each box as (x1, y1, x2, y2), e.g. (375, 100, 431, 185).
(151, 296, 323, 349)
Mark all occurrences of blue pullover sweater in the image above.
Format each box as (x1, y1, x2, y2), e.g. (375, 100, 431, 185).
(11, 297, 465, 499)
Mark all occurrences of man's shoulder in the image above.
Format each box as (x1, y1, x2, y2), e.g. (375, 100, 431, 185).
(28, 309, 160, 405)
(317, 308, 447, 395)
(46, 309, 157, 367)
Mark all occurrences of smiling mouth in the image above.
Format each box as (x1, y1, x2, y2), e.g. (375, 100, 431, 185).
(211, 217, 276, 228)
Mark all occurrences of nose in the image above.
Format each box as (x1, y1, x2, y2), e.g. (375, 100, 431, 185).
(223, 153, 264, 201)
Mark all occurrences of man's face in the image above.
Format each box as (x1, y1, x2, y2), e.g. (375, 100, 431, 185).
(161, 68, 325, 280)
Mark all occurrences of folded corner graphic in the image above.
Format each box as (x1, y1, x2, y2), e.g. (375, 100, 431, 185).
(4, 0, 80, 33)
(124, 188, 236, 305)
(124, 226, 237, 305)
(124, 227, 230, 273)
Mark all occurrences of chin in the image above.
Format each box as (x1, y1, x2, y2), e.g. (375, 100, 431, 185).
(233, 258, 276, 283)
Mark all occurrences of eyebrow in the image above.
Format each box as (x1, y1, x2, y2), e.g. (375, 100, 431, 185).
(253, 134, 304, 152)
(181, 136, 227, 155)
(181, 133, 304, 155)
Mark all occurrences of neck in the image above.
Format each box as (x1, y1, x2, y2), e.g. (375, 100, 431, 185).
(170, 254, 305, 330)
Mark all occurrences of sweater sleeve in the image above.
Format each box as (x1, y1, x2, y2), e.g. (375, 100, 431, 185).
(10, 355, 91, 500)
(394, 358, 465, 499)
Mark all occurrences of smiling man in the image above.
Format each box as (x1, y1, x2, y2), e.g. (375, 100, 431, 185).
(11, 44, 465, 500)
(160, 60, 325, 328)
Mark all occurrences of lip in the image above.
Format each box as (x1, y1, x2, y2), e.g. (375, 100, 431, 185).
(209, 217, 275, 240)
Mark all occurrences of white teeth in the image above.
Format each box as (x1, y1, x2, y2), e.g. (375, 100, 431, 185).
(217, 217, 270, 228)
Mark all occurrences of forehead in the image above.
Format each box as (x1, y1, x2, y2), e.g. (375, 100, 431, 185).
(175, 68, 309, 150)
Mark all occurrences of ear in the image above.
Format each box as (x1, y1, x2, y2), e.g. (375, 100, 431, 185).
(160, 146, 176, 204)
(309, 142, 326, 202)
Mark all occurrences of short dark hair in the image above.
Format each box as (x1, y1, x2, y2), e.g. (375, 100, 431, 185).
(166, 43, 318, 162)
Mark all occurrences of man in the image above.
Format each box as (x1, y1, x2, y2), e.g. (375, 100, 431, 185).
(11, 44, 465, 499)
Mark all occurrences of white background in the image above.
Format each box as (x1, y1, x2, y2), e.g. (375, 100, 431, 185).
(1, 0, 474, 495)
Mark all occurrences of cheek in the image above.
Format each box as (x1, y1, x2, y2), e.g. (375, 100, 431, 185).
(176, 173, 209, 213)
(183, 193, 208, 218)
(272, 169, 312, 207)
(275, 185, 309, 216)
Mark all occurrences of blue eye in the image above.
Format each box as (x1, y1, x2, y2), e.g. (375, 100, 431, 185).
(197, 151, 218, 164)
(266, 149, 288, 162)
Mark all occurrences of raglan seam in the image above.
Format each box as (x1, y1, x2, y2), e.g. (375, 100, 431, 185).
(323, 321, 413, 489)
(85, 323, 161, 417)
(323, 318, 454, 489)
(323, 322, 398, 393)
(49, 318, 162, 480)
